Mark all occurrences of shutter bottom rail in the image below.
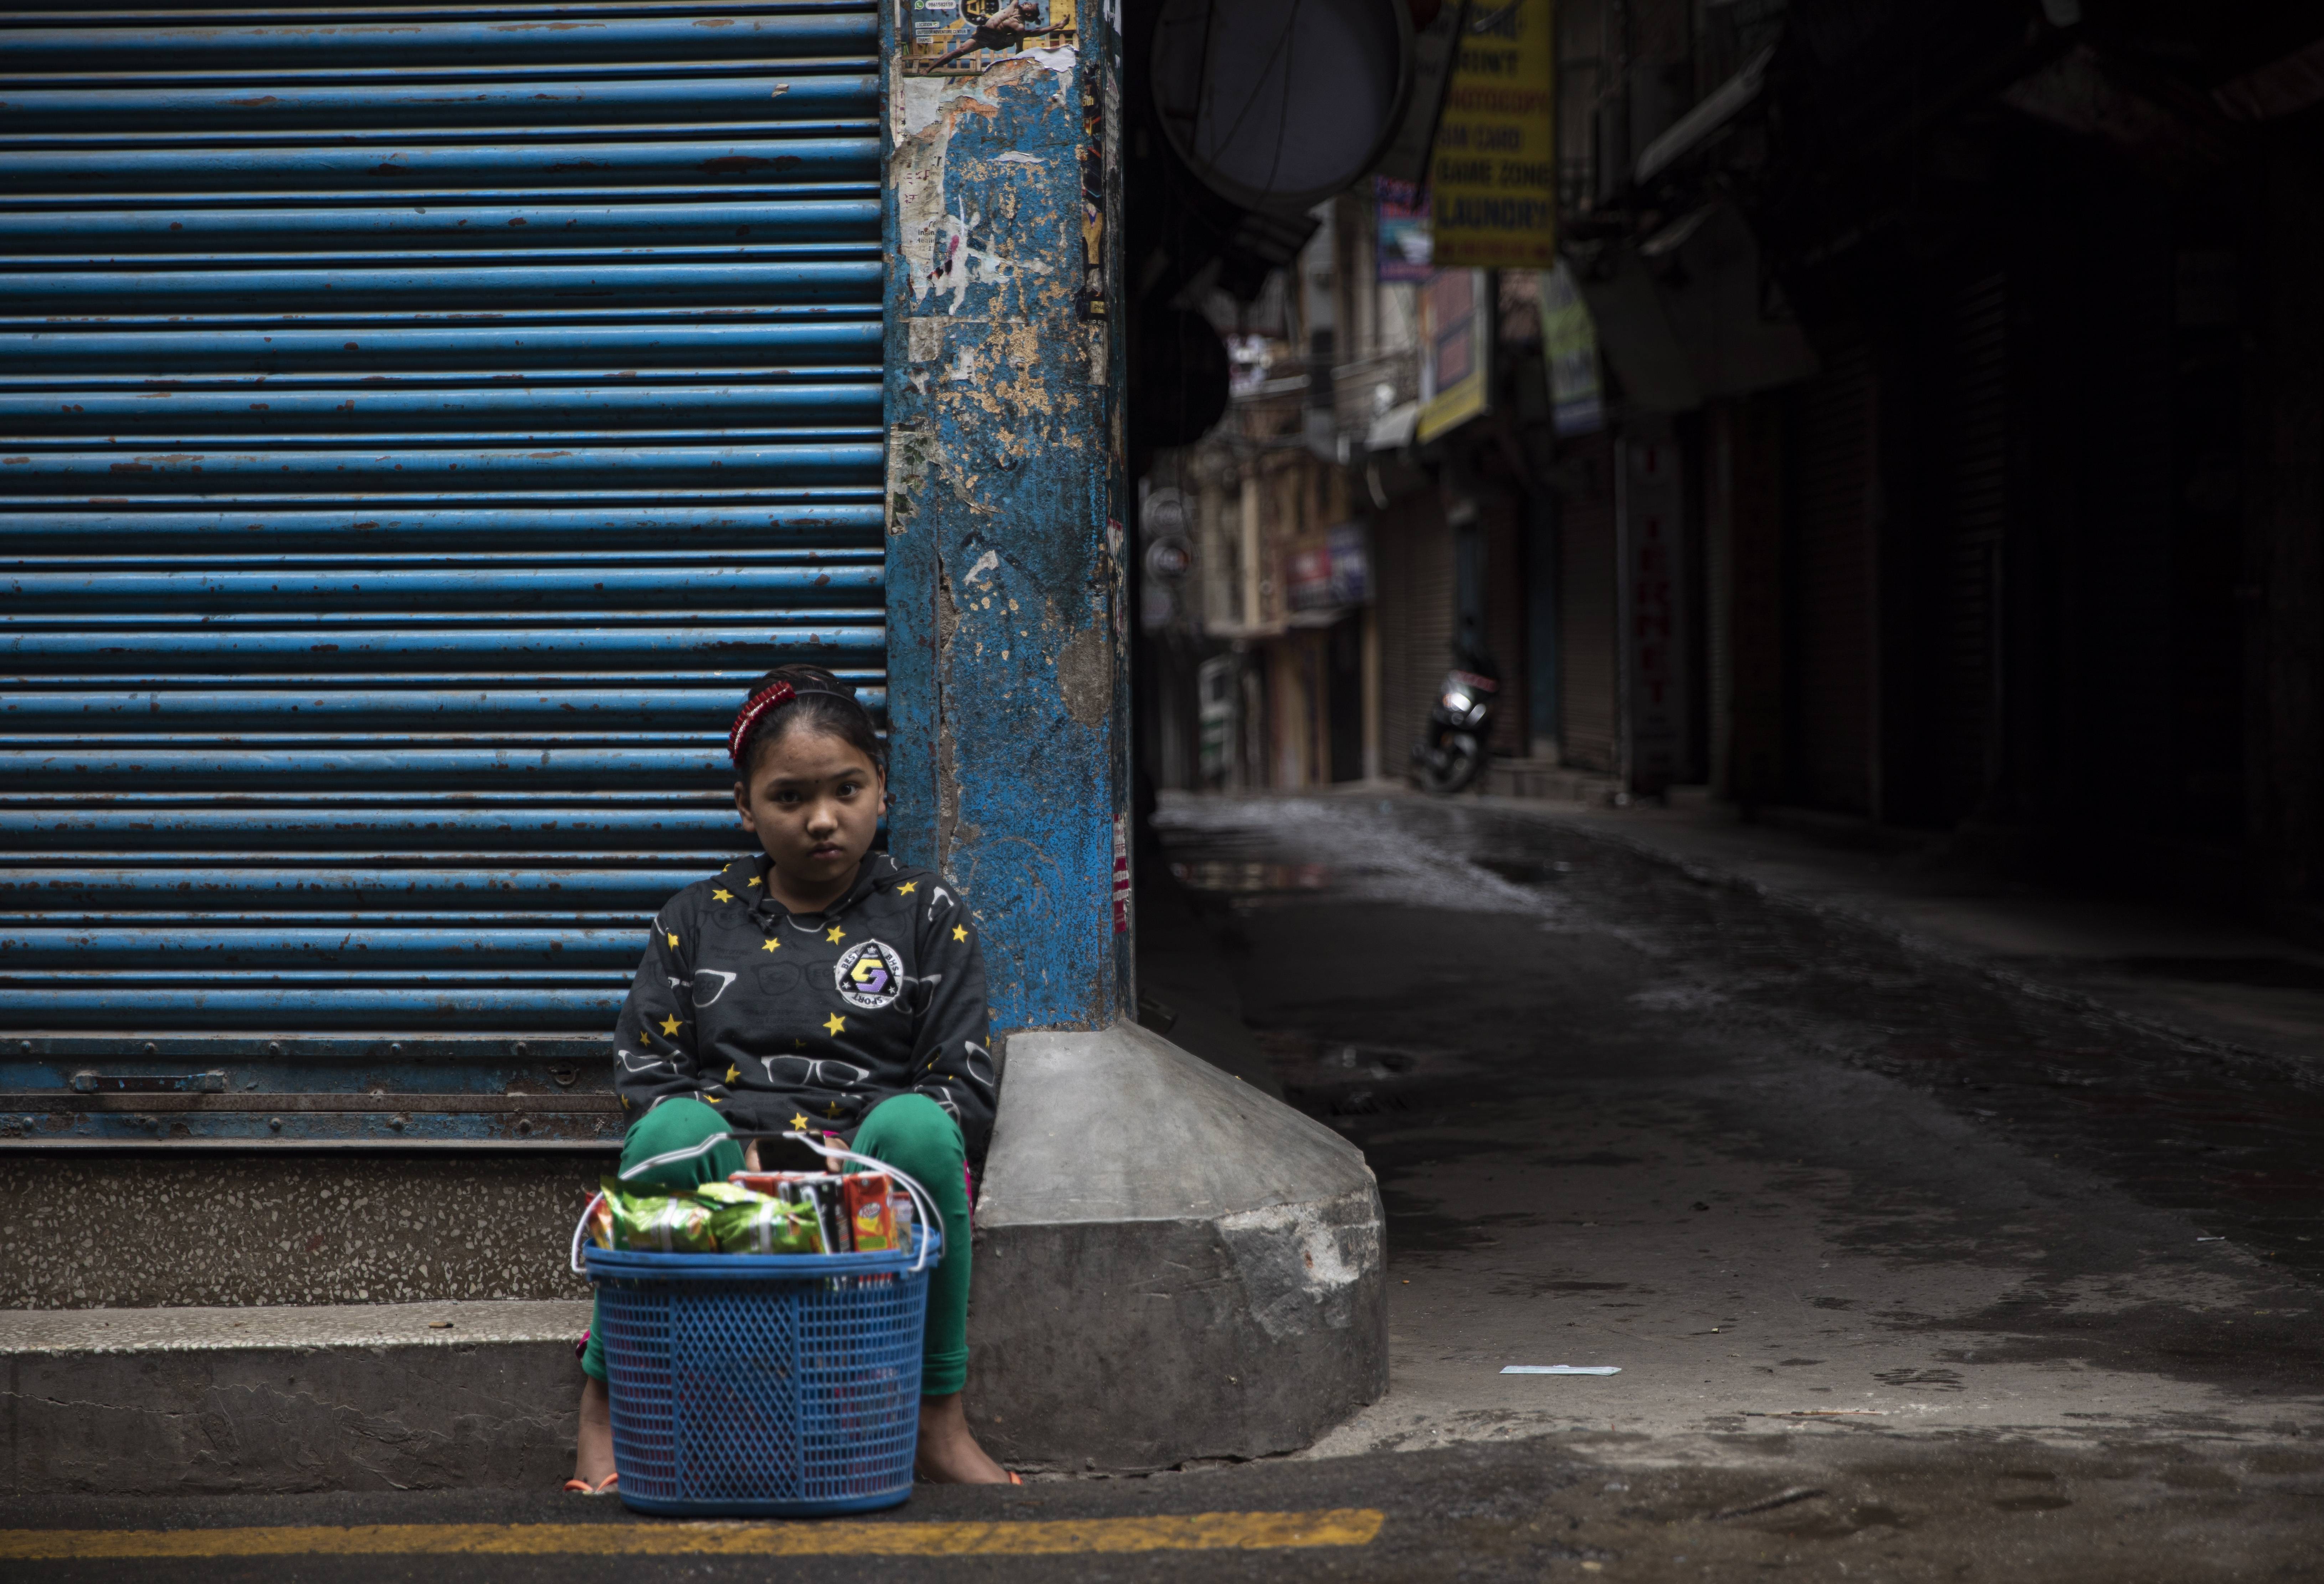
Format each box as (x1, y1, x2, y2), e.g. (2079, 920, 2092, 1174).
(2, 1085, 626, 1145)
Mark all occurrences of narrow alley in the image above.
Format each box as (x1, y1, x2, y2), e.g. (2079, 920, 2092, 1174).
(1152, 790, 2324, 1571)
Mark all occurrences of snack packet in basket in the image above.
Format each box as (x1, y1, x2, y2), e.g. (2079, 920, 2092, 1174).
(842, 1173, 898, 1254)
(599, 1179, 718, 1254)
(732, 1172, 845, 1254)
(703, 1183, 825, 1254)
(584, 1190, 617, 1250)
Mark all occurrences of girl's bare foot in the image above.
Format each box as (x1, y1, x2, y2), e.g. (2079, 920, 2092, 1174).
(573, 1377, 617, 1488)
(914, 1391, 1011, 1483)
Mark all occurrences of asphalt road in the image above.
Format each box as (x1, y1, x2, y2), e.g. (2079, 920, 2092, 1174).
(5, 1429, 2316, 1583)
(10, 793, 2319, 1582)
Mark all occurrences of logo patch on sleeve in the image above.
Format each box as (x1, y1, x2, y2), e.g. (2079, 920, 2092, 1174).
(834, 938, 906, 1009)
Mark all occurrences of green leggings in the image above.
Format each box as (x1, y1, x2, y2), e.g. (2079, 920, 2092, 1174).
(580, 1092, 973, 1397)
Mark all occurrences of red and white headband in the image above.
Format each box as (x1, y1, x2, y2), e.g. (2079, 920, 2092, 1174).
(727, 681, 796, 767)
(728, 681, 856, 767)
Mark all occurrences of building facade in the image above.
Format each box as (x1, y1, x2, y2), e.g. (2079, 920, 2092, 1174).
(1143, 0, 2324, 918)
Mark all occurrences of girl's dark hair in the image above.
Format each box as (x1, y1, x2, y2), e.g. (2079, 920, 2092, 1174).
(735, 664, 886, 780)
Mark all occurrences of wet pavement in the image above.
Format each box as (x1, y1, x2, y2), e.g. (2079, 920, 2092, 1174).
(1155, 791, 2324, 1565)
(1159, 794, 2324, 1287)
(14, 791, 2321, 1580)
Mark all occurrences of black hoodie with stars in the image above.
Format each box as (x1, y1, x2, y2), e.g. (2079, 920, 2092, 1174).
(610, 850, 997, 1160)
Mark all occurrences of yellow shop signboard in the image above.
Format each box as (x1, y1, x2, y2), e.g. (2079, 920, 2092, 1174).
(1430, 0, 1556, 270)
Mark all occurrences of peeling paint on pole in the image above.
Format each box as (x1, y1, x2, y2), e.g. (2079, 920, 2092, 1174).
(884, 0, 1127, 1035)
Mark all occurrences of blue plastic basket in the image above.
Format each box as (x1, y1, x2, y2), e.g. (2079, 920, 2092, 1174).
(585, 1225, 941, 1518)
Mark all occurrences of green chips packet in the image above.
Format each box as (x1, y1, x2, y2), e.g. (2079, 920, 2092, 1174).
(597, 1178, 718, 1254)
(589, 1178, 827, 1257)
(706, 1183, 826, 1255)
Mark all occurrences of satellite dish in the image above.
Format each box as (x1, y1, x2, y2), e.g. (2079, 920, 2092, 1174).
(1150, 0, 1412, 216)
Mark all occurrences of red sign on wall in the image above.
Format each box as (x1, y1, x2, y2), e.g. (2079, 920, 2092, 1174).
(1620, 436, 1689, 794)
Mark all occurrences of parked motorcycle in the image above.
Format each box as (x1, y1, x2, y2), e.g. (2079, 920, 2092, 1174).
(1412, 666, 1497, 793)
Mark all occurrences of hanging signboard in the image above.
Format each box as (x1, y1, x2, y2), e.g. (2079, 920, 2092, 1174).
(1540, 260, 1604, 436)
(1327, 522, 1372, 604)
(1430, 0, 1557, 270)
(1417, 267, 1491, 442)
(1376, 176, 1434, 283)
(1285, 542, 1335, 611)
(1287, 523, 1374, 611)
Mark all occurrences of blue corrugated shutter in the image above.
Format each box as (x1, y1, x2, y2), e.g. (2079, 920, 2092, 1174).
(0, 2, 886, 1145)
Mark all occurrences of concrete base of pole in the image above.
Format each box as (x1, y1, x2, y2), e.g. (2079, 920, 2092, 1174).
(965, 1019, 1388, 1471)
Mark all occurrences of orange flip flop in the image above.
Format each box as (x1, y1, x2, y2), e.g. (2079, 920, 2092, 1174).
(561, 1473, 619, 1495)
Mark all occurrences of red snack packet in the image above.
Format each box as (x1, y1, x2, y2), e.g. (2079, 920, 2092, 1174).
(842, 1173, 897, 1254)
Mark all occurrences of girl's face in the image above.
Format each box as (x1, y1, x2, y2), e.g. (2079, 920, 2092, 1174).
(734, 725, 885, 901)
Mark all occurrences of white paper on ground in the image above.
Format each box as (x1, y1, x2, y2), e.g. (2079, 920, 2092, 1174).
(1501, 1365, 1621, 1375)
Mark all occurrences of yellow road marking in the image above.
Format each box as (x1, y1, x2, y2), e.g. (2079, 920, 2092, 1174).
(0, 1508, 1384, 1560)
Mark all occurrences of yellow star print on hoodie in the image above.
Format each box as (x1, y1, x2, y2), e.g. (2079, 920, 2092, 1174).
(611, 852, 996, 1160)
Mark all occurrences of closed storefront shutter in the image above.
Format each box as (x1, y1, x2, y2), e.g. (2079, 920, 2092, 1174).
(1787, 339, 1876, 814)
(1481, 494, 1527, 759)
(1558, 433, 1617, 772)
(0, 2, 885, 1144)
(1373, 505, 1413, 774)
(1366, 508, 1404, 775)
(1406, 503, 1456, 762)
(1939, 273, 2008, 823)
(1717, 393, 1787, 805)
(1371, 490, 1453, 776)
(2068, 201, 2177, 850)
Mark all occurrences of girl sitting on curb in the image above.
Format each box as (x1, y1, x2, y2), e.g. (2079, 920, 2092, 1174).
(568, 663, 1010, 1491)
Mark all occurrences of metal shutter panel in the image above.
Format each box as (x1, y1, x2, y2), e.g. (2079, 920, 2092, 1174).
(1481, 494, 1527, 760)
(1939, 272, 2008, 824)
(1406, 502, 1456, 763)
(1558, 432, 1616, 773)
(1373, 501, 1414, 778)
(1372, 489, 1454, 780)
(1787, 339, 1876, 814)
(0, 1, 885, 1145)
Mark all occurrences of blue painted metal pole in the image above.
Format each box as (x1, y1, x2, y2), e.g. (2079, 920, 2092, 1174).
(882, 4, 1127, 1035)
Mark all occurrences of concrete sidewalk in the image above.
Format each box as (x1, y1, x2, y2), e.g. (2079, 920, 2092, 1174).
(0, 1301, 588, 1495)
(1477, 788, 2324, 1075)
(0, 873, 1380, 1498)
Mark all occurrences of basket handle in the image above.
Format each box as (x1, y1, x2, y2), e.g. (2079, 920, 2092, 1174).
(570, 1142, 942, 1274)
(570, 1190, 605, 1276)
(775, 1131, 942, 1274)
